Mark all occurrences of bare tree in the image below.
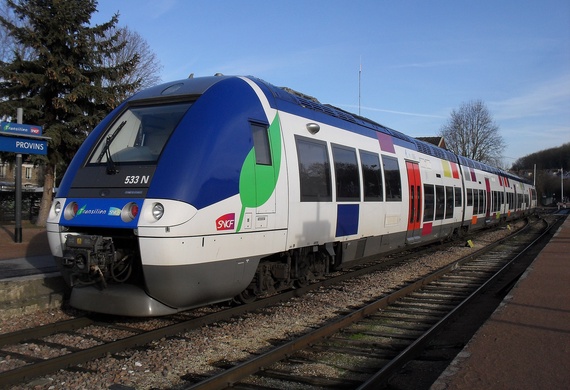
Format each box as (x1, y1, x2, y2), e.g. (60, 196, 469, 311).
(100, 26, 162, 100)
(439, 99, 505, 166)
(0, 1, 34, 62)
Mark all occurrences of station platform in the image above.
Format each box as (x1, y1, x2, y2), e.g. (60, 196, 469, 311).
(432, 214, 570, 389)
(0, 225, 65, 319)
(0, 224, 55, 278)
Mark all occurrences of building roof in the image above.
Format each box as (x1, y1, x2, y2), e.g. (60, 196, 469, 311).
(416, 136, 447, 149)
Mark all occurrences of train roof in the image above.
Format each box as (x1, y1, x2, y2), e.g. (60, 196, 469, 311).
(128, 75, 231, 102)
(126, 75, 530, 186)
(251, 77, 531, 185)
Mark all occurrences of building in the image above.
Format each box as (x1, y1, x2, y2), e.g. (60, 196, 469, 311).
(416, 136, 447, 149)
(0, 158, 44, 191)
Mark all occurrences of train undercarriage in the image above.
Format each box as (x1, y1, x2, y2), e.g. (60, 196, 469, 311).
(236, 245, 337, 303)
(60, 230, 340, 309)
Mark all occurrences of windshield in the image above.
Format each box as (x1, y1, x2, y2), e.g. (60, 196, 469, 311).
(88, 102, 192, 165)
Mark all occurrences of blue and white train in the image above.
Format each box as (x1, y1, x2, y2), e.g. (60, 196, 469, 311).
(47, 75, 537, 316)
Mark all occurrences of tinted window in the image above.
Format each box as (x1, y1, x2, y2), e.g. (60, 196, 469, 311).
(445, 186, 454, 219)
(251, 123, 271, 165)
(332, 145, 360, 201)
(360, 151, 383, 202)
(474, 189, 480, 214)
(435, 185, 445, 220)
(455, 187, 462, 207)
(383, 155, 401, 201)
(423, 184, 434, 222)
(296, 136, 332, 202)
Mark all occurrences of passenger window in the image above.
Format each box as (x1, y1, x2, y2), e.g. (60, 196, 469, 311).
(382, 155, 402, 202)
(251, 123, 271, 165)
(445, 186, 454, 219)
(435, 185, 445, 220)
(455, 187, 462, 207)
(467, 188, 473, 207)
(473, 190, 478, 213)
(423, 184, 434, 222)
(332, 144, 360, 201)
(296, 136, 332, 202)
(360, 151, 383, 202)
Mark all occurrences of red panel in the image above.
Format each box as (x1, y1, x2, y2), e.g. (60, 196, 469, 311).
(422, 222, 433, 236)
(406, 161, 422, 232)
(485, 178, 491, 218)
(451, 162, 460, 179)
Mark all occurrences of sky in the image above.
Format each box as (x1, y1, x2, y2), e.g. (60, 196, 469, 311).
(91, 0, 570, 165)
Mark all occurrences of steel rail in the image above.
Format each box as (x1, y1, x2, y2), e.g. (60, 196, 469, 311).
(0, 220, 533, 388)
(357, 217, 558, 389)
(181, 218, 544, 389)
(0, 317, 94, 347)
(0, 250, 424, 387)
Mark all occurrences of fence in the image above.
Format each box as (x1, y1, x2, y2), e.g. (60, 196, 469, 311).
(0, 191, 43, 222)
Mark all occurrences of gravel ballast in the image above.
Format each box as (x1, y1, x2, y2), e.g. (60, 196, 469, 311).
(0, 225, 521, 389)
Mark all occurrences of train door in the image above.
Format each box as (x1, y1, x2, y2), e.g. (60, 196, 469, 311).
(237, 121, 279, 231)
(485, 178, 491, 219)
(250, 122, 277, 213)
(406, 161, 422, 242)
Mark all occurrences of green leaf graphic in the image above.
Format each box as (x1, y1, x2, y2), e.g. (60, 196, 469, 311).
(236, 113, 282, 231)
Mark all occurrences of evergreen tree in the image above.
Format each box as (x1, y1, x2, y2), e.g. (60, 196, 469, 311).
(0, 0, 141, 226)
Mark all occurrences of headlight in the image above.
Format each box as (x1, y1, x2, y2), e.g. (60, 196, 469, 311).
(152, 203, 164, 220)
(54, 201, 62, 216)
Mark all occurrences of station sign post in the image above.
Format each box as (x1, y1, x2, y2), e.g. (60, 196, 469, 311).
(0, 108, 50, 242)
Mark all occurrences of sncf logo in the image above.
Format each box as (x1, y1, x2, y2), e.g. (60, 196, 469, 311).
(216, 213, 235, 231)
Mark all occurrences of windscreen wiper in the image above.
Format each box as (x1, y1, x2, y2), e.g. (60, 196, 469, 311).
(105, 137, 118, 175)
(95, 120, 126, 174)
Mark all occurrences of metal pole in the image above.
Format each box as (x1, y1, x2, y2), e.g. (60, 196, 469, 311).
(358, 57, 362, 116)
(562, 168, 564, 204)
(14, 108, 23, 243)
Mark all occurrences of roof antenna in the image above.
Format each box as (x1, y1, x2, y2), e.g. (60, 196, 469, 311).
(359, 56, 362, 116)
(188, 73, 194, 79)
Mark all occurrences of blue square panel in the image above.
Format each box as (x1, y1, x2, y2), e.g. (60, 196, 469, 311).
(336, 204, 359, 237)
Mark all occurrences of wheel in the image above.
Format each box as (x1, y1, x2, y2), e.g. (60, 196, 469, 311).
(235, 288, 257, 304)
(295, 276, 309, 288)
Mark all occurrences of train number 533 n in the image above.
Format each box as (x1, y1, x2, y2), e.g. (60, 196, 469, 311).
(124, 175, 149, 185)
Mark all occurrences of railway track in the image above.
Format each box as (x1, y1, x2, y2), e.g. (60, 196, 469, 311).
(0, 216, 556, 388)
(178, 215, 562, 389)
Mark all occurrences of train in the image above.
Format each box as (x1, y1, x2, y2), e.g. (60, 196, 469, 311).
(46, 75, 537, 316)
